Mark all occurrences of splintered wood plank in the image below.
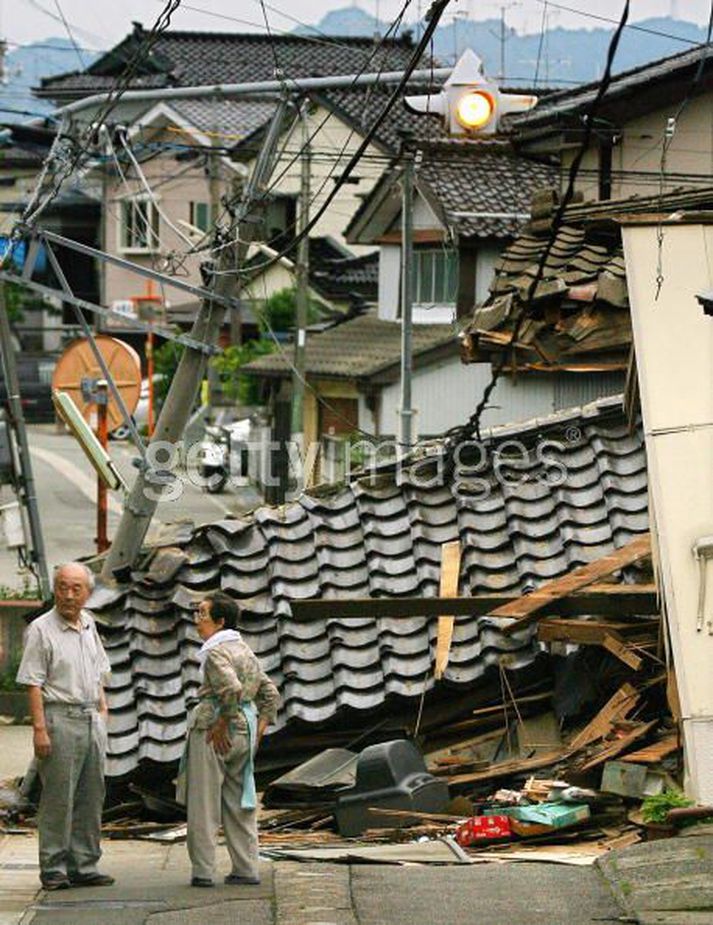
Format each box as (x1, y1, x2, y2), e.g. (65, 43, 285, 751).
(578, 720, 658, 771)
(434, 541, 461, 680)
(602, 634, 644, 671)
(495, 534, 652, 635)
(620, 734, 680, 764)
(447, 750, 567, 786)
(568, 683, 639, 752)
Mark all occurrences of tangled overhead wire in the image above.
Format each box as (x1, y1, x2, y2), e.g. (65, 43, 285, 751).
(441, 0, 632, 471)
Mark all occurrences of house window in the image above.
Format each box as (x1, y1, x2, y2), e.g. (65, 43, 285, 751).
(189, 201, 212, 233)
(413, 248, 458, 305)
(120, 197, 159, 252)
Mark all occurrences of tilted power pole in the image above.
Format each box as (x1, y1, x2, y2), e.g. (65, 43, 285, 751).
(101, 100, 290, 582)
(0, 285, 50, 596)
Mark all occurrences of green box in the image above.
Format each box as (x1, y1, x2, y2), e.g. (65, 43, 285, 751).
(507, 802, 591, 829)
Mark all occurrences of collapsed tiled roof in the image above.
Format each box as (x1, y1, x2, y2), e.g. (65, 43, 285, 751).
(241, 310, 456, 380)
(89, 396, 648, 778)
(461, 217, 631, 370)
(461, 185, 713, 370)
(36, 27, 421, 101)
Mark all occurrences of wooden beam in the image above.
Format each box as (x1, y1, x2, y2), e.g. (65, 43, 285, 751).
(602, 634, 644, 671)
(435, 542, 461, 681)
(289, 583, 659, 621)
(620, 734, 680, 764)
(494, 534, 652, 635)
(537, 619, 658, 646)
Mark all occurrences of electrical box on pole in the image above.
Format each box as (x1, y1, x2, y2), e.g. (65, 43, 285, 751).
(404, 49, 537, 136)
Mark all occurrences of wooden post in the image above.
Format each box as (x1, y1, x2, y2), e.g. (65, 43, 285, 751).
(435, 541, 461, 680)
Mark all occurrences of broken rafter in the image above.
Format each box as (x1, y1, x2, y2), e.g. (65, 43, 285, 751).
(568, 683, 639, 752)
(537, 618, 658, 646)
(493, 534, 652, 635)
(290, 582, 658, 621)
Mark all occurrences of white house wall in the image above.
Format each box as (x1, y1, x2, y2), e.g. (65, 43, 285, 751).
(624, 220, 713, 803)
(376, 237, 504, 324)
(378, 245, 401, 321)
(364, 363, 626, 438)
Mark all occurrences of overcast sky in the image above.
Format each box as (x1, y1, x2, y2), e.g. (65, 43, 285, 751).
(3, 0, 711, 51)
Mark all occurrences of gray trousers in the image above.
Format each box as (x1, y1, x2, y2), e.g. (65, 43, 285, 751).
(38, 704, 106, 881)
(186, 727, 258, 881)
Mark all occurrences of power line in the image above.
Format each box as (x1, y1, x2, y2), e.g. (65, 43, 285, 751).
(444, 0, 633, 452)
(210, 0, 445, 280)
(529, 0, 701, 46)
(53, 0, 86, 70)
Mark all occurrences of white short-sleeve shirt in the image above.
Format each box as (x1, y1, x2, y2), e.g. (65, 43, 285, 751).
(16, 608, 111, 704)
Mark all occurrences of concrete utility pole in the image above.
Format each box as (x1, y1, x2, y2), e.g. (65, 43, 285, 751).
(399, 147, 415, 450)
(0, 285, 50, 596)
(291, 102, 311, 486)
(101, 100, 290, 582)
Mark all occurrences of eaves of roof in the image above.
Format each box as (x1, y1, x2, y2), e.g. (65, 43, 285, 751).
(514, 44, 713, 137)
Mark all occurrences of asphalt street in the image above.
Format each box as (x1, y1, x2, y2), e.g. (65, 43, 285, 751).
(0, 424, 259, 589)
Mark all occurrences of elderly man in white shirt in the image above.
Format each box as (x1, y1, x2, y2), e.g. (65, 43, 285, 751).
(16, 562, 114, 891)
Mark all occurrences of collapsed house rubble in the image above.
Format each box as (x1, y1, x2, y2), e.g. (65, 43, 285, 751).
(82, 395, 648, 780)
(1, 395, 704, 862)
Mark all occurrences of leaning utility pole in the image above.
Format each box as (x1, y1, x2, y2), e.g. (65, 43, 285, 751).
(101, 100, 290, 582)
(0, 285, 50, 596)
(399, 146, 415, 450)
(291, 101, 311, 486)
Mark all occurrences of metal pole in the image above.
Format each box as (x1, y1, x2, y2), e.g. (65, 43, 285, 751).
(57, 68, 452, 118)
(0, 284, 50, 596)
(399, 150, 415, 450)
(96, 380, 109, 554)
(146, 327, 154, 438)
(101, 99, 290, 582)
(291, 102, 311, 488)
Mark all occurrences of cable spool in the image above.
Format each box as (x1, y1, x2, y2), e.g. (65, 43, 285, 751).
(51, 335, 142, 433)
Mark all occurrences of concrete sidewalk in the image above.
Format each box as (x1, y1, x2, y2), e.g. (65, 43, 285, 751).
(0, 830, 624, 925)
(598, 830, 713, 925)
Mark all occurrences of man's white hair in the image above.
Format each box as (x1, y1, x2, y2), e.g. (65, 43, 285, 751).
(53, 562, 96, 592)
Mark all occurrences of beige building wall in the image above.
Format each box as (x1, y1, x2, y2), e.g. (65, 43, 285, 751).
(102, 128, 240, 310)
(248, 102, 385, 255)
(563, 92, 713, 201)
(103, 104, 384, 317)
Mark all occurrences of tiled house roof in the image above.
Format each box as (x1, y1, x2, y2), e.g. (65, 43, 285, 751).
(345, 140, 556, 245)
(416, 141, 556, 239)
(89, 396, 648, 778)
(241, 310, 456, 380)
(36, 27, 421, 102)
